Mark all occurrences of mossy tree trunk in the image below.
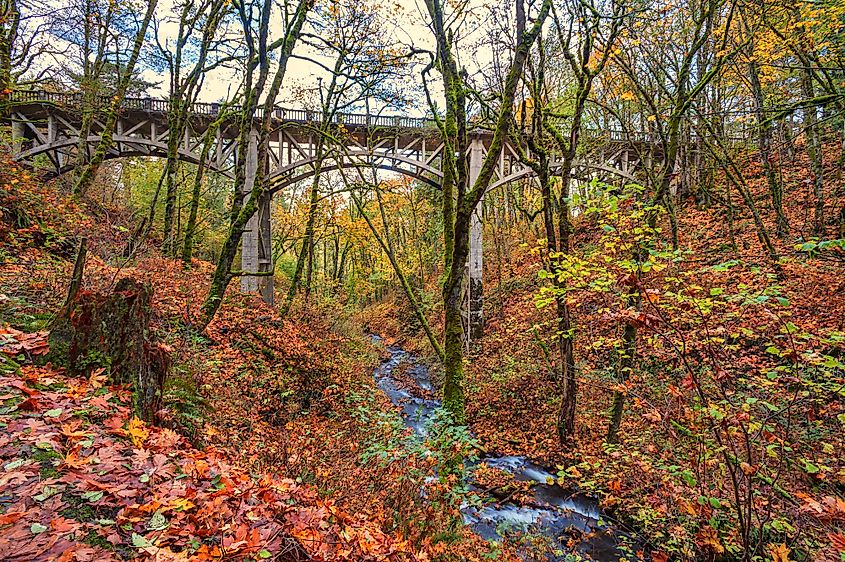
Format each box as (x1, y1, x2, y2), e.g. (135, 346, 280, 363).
(511, 0, 625, 446)
(424, 0, 552, 424)
(48, 278, 169, 422)
(161, 0, 229, 255)
(198, 0, 312, 329)
(73, 0, 159, 196)
(182, 108, 226, 266)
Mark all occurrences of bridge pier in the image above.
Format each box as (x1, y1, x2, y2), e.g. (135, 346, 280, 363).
(240, 130, 274, 304)
(10, 119, 25, 154)
(465, 135, 484, 344)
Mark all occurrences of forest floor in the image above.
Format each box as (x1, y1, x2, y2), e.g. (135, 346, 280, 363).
(363, 148, 845, 561)
(1, 146, 843, 562)
(0, 161, 508, 561)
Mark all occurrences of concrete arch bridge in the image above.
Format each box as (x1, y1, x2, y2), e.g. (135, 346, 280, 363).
(8, 90, 656, 342)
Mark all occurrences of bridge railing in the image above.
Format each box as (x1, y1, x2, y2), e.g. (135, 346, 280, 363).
(9, 90, 749, 144)
(9, 90, 438, 131)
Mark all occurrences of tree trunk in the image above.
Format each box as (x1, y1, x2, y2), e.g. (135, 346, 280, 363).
(48, 278, 169, 422)
(442, 279, 466, 421)
(607, 310, 636, 444)
(800, 70, 825, 236)
(73, 0, 159, 196)
(161, 106, 184, 255)
(749, 59, 787, 237)
(183, 108, 225, 265)
(198, 0, 312, 328)
(281, 164, 321, 315)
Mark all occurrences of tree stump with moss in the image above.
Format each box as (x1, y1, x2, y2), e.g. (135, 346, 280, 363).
(48, 277, 169, 421)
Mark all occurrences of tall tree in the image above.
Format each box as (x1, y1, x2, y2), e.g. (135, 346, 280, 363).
(513, 0, 626, 445)
(280, 0, 410, 315)
(607, 0, 741, 442)
(199, 0, 313, 328)
(156, 0, 231, 255)
(422, 0, 552, 423)
(73, 0, 160, 196)
(0, 0, 53, 99)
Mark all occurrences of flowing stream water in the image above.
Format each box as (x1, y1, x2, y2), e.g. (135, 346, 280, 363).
(371, 336, 638, 561)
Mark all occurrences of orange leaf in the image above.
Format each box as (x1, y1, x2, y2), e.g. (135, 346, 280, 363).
(768, 543, 791, 562)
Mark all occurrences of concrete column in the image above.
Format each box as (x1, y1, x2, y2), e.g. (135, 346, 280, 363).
(466, 135, 484, 342)
(10, 117, 25, 154)
(240, 129, 274, 304)
(256, 190, 274, 304)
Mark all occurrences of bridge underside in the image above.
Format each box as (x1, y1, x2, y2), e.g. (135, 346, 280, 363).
(10, 94, 648, 344)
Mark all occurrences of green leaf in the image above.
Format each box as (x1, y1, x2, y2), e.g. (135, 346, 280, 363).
(132, 533, 153, 548)
(34, 485, 60, 502)
(708, 406, 725, 421)
(709, 497, 721, 509)
(711, 260, 739, 272)
(139, 473, 150, 483)
(259, 550, 272, 559)
(146, 510, 169, 531)
(802, 460, 820, 474)
(30, 523, 48, 534)
(680, 470, 697, 487)
(44, 408, 63, 418)
(4, 459, 25, 471)
(82, 490, 104, 502)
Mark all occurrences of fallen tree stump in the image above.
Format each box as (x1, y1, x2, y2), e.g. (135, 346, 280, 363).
(48, 277, 169, 422)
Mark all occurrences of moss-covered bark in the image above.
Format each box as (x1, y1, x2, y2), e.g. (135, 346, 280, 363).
(73, 0, 159, 196)
(48, 278, 169, 421)
(424, 0, 552, 424)
(198, 0, 312, 328)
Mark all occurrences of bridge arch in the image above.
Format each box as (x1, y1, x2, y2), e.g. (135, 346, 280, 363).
(15, 135, 234, 179)
(486, 160, 637, 194)
(264, 151, 636, 195)
(266, 150, 443, 193)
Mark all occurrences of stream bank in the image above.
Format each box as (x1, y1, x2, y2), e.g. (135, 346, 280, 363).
(371, 336, 640, 561)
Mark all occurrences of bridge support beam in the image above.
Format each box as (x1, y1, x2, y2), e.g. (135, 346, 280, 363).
(465, 135, 484, 344)
(240, 130, 274, 304)
(10, 119, 25, 153)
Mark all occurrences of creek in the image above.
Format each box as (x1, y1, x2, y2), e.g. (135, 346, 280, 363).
(372, 336, 638, 561)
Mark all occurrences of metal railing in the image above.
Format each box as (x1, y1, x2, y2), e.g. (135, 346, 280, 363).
(9, 90, 438, 130)
(9, 90, 749, 145)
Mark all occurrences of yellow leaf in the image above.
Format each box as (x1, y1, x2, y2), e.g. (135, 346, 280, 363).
(697, 526, 724, 554)
(167, 497, 196, 512)
(129, 417, 149, 448)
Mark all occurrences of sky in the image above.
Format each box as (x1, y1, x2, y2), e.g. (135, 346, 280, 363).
(138, 0, 504, 116)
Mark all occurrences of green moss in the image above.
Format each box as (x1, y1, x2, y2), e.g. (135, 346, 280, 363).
(60, 497, 97, 523)
(81, 529, 113, 550)
(0, 355, 21, 375)
(24, 313, 53, 332)
(34, 447, 62, 479)
(164, 363, 207, 438)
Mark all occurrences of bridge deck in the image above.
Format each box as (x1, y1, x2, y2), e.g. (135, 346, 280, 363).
(8, 90, 659, 145)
